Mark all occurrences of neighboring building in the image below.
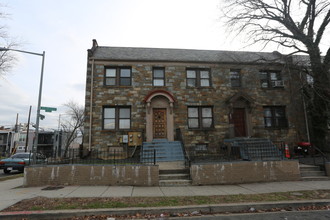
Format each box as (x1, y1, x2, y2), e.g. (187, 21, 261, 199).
(83, 39, 309, 156)
(0, 130, 14, 156)
(0, 125, 74, 157)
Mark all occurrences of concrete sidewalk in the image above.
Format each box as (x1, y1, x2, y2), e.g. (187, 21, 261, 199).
(2, 177, 330, 211)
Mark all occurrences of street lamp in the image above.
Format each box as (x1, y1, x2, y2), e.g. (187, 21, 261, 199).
(0, 47, 45, 164)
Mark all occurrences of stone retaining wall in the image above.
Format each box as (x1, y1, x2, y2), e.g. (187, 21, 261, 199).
(24, 164, 159, 187)
(190, 160, 300, 185)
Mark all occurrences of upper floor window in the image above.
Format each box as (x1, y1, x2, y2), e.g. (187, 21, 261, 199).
(187, 69, 211, 87)
(153, 67, 165, 86)
(230, 69, 241, 87)
(19, 134, 26, 142)
(103, 106, 131, 130)
(259, 71, 284, 88)
(188, 106, 213, 129)
(263, 106, 288, 128)
(105, 67, 131, 86)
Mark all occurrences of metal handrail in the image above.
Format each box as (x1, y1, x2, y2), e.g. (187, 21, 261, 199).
(312, 145, 329, 166)
(176, 128, 191, 167)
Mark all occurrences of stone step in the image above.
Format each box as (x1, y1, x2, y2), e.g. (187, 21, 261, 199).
(300, 170, 326, 177)
(157, 161, 186, 170)
(159, 173, 190, 180)
(301, 176, 330, 181)
(299, 164, 321, 172)
(141, 140, 185, 162)
(159, 179, 192, 187)
(159, 168, 189, 174)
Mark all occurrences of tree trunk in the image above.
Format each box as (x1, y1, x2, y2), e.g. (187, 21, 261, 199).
(308, 46, 330, 150)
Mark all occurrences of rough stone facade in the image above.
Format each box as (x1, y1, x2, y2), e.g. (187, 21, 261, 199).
(84, 40, 308, 155)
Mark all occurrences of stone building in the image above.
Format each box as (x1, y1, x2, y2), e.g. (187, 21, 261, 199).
(83, 39, 308, 156)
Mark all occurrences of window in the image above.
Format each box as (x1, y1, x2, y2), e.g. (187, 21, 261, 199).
(103, 106, 131, 130)
(19, 134, 26, 142)
(263, 106, 288, 128)
(105, 67, 131, 86)
(153, 67, 165, 86)
(188, 106, 213, 129)
(186, 69, 211, 87)
(259, 71, 283, 88)
(195, 144, 208, 152)
(230, 69, 241, 87)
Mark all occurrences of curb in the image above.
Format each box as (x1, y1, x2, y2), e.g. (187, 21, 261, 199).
(1, 200, 330, 220)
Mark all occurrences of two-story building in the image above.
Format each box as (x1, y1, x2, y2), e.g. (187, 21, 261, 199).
(83, 39, 308, 158)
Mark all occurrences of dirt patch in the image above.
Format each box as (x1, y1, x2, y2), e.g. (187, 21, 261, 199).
(2, 190, 330, 212)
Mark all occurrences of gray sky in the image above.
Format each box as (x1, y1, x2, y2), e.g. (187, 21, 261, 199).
(0, 0, 329, 130)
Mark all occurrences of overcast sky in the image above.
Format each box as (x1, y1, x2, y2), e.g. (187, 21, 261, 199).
(0, 0, 329, 130)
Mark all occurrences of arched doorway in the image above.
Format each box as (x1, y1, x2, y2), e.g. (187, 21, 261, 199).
(144, 90, 176, 142)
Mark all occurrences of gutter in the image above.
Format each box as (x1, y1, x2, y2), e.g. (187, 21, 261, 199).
(88, 58, 94, 151)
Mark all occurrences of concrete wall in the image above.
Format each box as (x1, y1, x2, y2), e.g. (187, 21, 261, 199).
(190, 160, 300, 185)
(325, 162, 330, 176)
(24, 165, 159, 187)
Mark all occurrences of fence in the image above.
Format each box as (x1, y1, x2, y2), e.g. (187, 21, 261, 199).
(188, 140, 286, 164)
(37, 148, 156, 166)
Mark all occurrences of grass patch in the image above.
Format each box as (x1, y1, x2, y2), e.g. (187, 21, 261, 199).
(3, 190, 330, 212)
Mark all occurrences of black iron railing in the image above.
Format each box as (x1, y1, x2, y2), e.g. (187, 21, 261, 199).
(189, 139, 286, 164)
(175, 128, 191, 167)
(32, 148, 156, 165)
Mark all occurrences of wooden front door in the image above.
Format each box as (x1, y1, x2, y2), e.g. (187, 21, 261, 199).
(153, 108, 167, 139)
(232, 108, 247, 137)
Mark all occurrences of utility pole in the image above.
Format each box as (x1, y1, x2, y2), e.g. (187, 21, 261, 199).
(25, 106, 32, 152)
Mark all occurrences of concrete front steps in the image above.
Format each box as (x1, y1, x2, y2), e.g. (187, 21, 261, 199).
(141, 139, 185, 162)
(299, 164, 329, 181)
(159, 168, 191, 186)
(158, 161, 191, 186)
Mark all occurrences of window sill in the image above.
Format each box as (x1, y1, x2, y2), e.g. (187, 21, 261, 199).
(260, 87, 285, 89)
(188, 128, 216, 131)
(186, 86, 214, 89)
(264, 127, 288, 130)
(101, 129, 131, 132)
(103, 85, 132, 88)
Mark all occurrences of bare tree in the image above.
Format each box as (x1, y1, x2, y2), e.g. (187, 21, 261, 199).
(60, 101, 84, 157)
(223, 0, 330, 149)
(0, 4, 19, 78)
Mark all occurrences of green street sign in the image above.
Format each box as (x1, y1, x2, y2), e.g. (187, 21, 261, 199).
(40, 106, 57, 112)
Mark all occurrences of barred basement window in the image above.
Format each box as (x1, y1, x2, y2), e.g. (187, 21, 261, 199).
(195, 144, 208, 152)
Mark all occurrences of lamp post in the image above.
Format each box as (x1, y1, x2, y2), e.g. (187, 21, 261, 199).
(0, 47, 45, 164)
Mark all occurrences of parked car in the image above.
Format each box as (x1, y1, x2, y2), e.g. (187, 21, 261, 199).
(0, 152, 47, 174)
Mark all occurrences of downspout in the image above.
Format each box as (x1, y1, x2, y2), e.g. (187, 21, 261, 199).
(300, 70, 311, 142)
(88, 58, 94, 151)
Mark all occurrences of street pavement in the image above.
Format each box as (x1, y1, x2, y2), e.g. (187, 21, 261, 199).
(2, 177, 330, 212)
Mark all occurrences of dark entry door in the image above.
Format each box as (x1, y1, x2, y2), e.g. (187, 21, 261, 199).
(232, 108, 246, 137)
(153, 108, 167, 139)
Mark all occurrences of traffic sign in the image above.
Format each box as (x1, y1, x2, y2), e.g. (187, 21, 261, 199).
(40, 106, 57, 112)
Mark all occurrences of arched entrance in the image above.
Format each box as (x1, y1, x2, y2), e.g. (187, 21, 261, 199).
(144, 90, 176, 142)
